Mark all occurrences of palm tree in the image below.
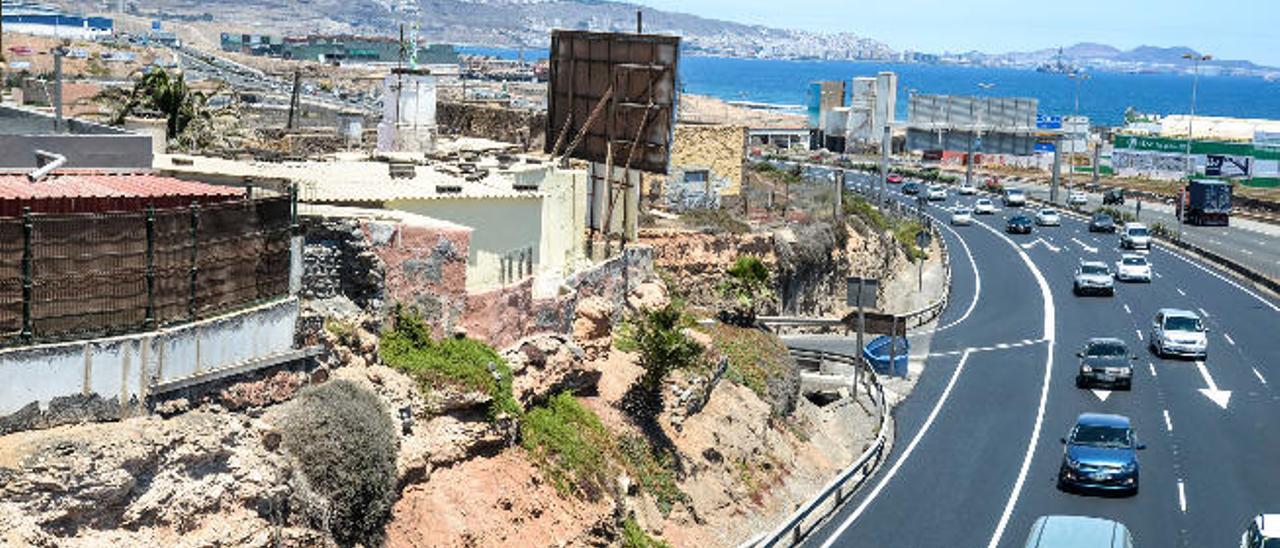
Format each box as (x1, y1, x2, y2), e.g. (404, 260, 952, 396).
(98, 68, 225, 141)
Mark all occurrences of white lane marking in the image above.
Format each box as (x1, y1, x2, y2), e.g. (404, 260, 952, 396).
(1224, 333, 1236, 346)
(1163, 409, 1173, 432)
(1177, 480, 1188, 513)
(1176, 287, 1186, 296)
(1155, 272, 1164, 279)
(1195, 360, 1232, 409)
(817, 349, 975, 547)
(1198, 307, 1210, 318)
(1149, 363, 1158, 377)
(915, 212, 981, 334)
(1070, 237, 1098, 253)
(1155, 246, 1280, 313)
(976, 220, 1057, 548)
(1123, 304, 1132, 314)
(1242, 249, 1254, 255)
(1020, 237, 1061, 253)
(1254, 367, 1268, 385)
(1136, 329, 1144, 341)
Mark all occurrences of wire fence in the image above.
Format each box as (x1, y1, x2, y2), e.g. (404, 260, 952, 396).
(0, 196, 294, 348)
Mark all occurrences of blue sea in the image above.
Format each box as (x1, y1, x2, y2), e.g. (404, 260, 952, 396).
(457, 46, 1280, 127)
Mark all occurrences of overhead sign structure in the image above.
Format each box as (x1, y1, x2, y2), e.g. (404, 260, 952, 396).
(846, 277, 879, 309)
(544, 30, 680, 174)
(1036, 114, 1063, 130)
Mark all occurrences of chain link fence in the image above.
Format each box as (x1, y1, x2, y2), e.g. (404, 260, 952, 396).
(0, 196, 294, 348)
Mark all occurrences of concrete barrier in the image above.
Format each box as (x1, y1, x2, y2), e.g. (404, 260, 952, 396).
(0, 298, 300, 433)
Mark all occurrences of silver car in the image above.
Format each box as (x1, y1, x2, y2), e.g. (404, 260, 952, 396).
(1150, 308, 1208, 359)
(1073, 261, 1115, 296)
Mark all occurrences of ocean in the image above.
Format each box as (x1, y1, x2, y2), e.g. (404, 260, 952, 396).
(457, 46, 1280, 127)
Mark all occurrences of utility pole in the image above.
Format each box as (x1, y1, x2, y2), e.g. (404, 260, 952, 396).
(1050, 134, 1062, 203)
(879, 124, 890, 205)
(1068, 73, 1090, 191)
(53, 47, 64, 131)
(1180, 53, 1211, 241)
(286, 70, 301, 130)
(833, 168, 844, 219)
(636, 9, 643, 33)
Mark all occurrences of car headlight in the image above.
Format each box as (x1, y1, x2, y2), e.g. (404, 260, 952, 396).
(1081, 365, 1093, 373)
(1123, 461, 1137, 472)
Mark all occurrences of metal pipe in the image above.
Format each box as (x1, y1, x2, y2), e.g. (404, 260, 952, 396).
(27, 150, 67, 182)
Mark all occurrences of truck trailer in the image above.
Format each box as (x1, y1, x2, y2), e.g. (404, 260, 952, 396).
(1178, 179, 1232, 226)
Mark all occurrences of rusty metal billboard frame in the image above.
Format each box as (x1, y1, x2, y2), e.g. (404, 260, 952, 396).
(545, 30, 680, 175)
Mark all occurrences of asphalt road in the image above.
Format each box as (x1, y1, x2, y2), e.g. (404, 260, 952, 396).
(799, 173, 1280, 547)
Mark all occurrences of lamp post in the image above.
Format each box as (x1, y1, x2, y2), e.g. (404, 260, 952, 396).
(1067, 73, 1090, 191)
(1180, 53, 1211, 240)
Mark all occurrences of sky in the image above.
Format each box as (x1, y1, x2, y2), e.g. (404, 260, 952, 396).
(631, 0, 1280, 67)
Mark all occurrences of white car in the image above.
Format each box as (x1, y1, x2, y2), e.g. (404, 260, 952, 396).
(927, 185, 948, 201)
(1150, 308, 1207, 359)
(1003, 188, 1027, 207)
(1067, 190, 1088, 206)
(951, 206, 974, 226)
(958, 183, 978, 195)
(1115, 254, 1153, 282)
(1121, 223, 1151, 250)
(1035, 207, 1061, 226)
(1241, 513, 1280, 548)
(974, 198, 996, 215)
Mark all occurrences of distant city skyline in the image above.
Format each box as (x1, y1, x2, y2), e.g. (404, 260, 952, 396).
(633, 0, 1280, 67)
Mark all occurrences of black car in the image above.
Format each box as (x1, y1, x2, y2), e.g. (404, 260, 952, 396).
(1076, 338, 1136, 390)
(1006, 214, 1034, 234)
(1103, 189, 1125, 205)
(902, 182, 922, 195)
(1089, 213, 1116, 233)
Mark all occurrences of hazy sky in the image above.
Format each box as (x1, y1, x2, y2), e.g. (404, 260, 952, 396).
(632, 0, 1280, 66)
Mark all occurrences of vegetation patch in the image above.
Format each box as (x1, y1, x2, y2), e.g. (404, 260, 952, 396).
(280, 380, 398, 548)
(679, 207, 750, 234)
(622, 516, 671, 548)
(844, 196, 928, 261)
(707, 323, 794, 411)
(380, 308, 521, 419)
(521, 392, 615, 500)
(619, 435, 688, 516)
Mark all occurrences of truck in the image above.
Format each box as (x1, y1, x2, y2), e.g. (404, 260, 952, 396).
(1177, 179, 1232, 226)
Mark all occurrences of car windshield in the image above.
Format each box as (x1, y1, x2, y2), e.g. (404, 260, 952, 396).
(954, 208, 970, 214)
(1164, 316, 1204, 332)
(1263, 538, 1280, 548)
(1128, 227, 1149, 236)
(1081, 264, 1108, 275)
(1093, 214, 1112, 223)
(1072, 425, 1132, 448)
(977, 199, 991, 205)
(1086, 342, 1127, 357)
(1008, 190, 1024, 195)
(1122, 257, 1147, 266)
(1041, 209, 1057, 215)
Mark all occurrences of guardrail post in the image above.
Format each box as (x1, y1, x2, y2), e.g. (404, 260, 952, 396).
(145, 205, 156, 330)
(188, 202, 200, 321)
(20, 207, 33, 343)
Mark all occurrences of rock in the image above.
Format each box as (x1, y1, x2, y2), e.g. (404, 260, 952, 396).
(573, 296, 613, 343)
(356, 328, 379, 355)
(502, 334, 601, 407)
(627, 281, 669, 312)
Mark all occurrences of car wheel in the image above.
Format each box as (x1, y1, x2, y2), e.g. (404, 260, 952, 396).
(1155, 340, 1166, 359)
(1122, 380, 1132, 391)
(1076, 376, 1085, 389)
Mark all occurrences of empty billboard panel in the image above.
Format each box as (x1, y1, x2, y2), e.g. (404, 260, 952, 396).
(545, 30, 680, 174)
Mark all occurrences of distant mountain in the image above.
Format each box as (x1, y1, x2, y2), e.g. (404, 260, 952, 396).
(89, 0, 894, 61)
(997, 42, 1271, 72)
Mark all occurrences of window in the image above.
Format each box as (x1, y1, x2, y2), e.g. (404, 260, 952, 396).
(684, 170, 709, 184)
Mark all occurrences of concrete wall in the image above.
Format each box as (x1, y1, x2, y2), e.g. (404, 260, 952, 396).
(389, 196, 543, 291)
(669, 124, 747, 196)
(0, 134, 154, 168)
(0, 298, 299, 433)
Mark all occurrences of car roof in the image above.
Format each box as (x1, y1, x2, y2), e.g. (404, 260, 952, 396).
(1123, 222, 1148, 229)
(1085, 337, 1126, 346)
(1079, 261, 1108, 268)
(1076, 413, 1130, 428)
(1027, 515, 1130, 548)
(1119, 253, 1145, 260)
(1157, 308, 1198, 318)
(1258, 514, 1280, 537)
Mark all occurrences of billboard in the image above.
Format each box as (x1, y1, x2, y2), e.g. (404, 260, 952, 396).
(1206, 155, 1251, 177)
(544, 30, 680, 174)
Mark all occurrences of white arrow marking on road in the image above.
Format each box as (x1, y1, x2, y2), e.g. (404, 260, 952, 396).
(1223, 333, 1235, 346)
(1019, 237, 1061, 252)
(1163, 409, 1173, 432)
(1195, 360, 1232, 409)
(1254, 367, 1268, 385)
(1070, 237, 1098, 253)
(1091, 389, 1112, 402)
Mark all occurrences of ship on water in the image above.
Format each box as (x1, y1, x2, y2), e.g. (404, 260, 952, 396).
(1036, 46, 1081, 75)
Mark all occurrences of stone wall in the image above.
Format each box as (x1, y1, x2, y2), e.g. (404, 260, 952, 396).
(460, 246, 654, 349)
(300, 206, 472, 337)
(437, 101, 545, 152)
(669, 124, 747, 196)
(638, 227, 776, 310)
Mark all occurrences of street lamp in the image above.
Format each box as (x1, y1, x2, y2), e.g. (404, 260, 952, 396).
(1180, 53, 1211, 239)
(1067, 73, 1091, 190)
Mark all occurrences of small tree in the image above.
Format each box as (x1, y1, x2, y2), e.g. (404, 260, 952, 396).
(626, 303, 703, 417)
(718, 255, 770, 327)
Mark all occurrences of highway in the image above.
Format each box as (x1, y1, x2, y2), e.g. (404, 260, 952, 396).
(800, 173, 1280, 547)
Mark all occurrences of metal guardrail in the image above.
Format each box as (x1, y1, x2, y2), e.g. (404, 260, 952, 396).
(746, 346, 890, 547)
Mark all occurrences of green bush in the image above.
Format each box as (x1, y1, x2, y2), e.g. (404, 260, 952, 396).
(380, 309, 520, 419)
(844, 196, 890, 231)
(619, 435, 687, 515)
(521, 392, 615, 500)
(280, 380, 398, 548)
(718, 256, 771, 326)
(622, 516, 671, 548)
(707, 324, 795, 413)
(629, 303, 705, 399)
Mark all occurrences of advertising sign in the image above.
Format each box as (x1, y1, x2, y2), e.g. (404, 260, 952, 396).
(1206, 155, 1251, 177)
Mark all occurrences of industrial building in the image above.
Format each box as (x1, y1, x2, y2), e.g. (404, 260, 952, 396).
(0, 1, 113, 41)
(218, 33, 460, 65)
(845, 72, 898, 152)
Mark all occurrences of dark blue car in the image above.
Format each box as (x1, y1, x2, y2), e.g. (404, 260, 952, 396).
(1057, 413, 1145, 496)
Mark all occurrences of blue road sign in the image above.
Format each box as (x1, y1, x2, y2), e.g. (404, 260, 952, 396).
(1036, 115, 1062, 129)
(1034, 142, 1056, 153)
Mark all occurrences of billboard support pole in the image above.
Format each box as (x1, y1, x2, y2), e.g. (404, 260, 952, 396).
(1050, 134, 1062, 204)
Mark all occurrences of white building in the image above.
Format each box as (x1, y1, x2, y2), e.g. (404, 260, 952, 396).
(377, 69, 438, 154)
(844, 71, 897, 151)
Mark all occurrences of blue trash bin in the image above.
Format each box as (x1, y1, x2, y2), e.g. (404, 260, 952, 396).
(863, 335, 910, 377)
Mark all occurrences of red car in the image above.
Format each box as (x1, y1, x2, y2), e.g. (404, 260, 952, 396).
(887, 174, 904, 184)
(8, 46, 34, 56)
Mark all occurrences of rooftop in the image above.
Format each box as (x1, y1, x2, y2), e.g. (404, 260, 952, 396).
(0, 105, 130, 136)
(0, 171, 244, 215)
